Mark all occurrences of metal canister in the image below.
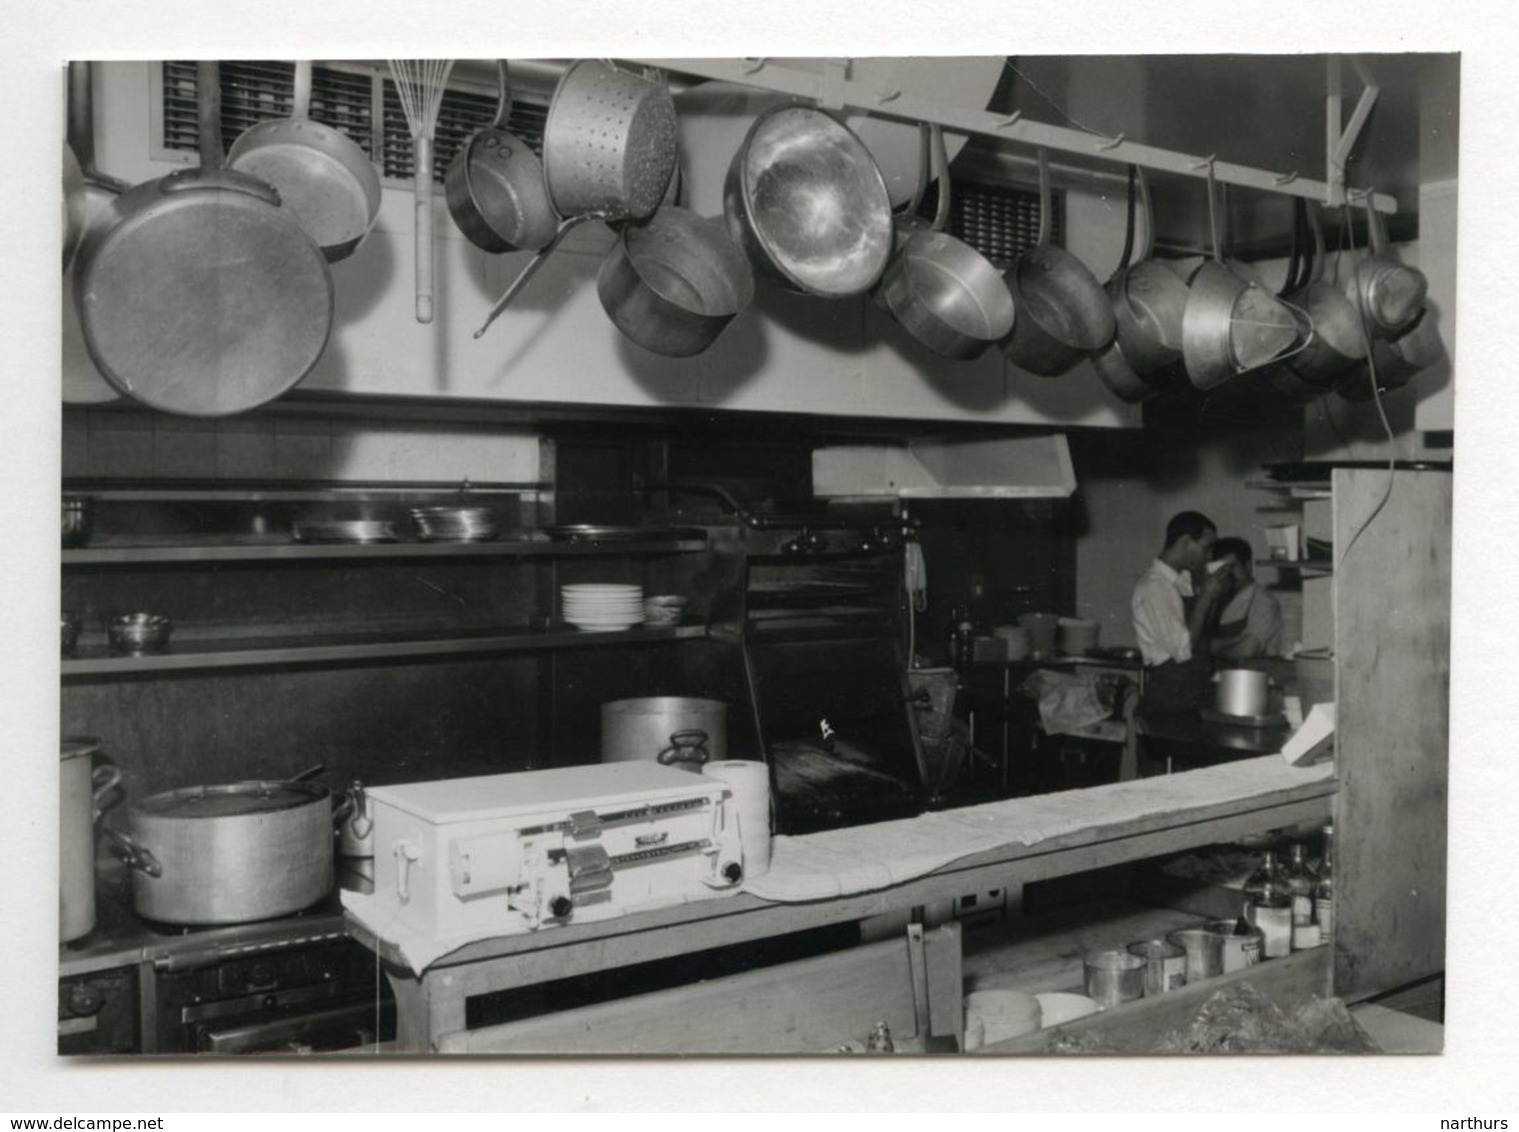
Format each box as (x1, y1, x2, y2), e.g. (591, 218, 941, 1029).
(1204, 919, 1266, 973)
(1167, 927, 1225, 983)
(1083, 948, 1146, 1008)
(60, 737, 121, 941)
(1127, 938, 1188, 995)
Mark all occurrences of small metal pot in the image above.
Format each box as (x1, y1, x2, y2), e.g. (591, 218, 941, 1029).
(444, 60, 558, 254)
(1215, 668, 1270, 717)
(1126, 938, 1188, 995)
(596, 206, 754, 357)
(1167, 927, 1225, 983)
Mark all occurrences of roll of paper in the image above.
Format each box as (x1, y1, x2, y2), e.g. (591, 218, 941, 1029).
(702, 759, 772, 879)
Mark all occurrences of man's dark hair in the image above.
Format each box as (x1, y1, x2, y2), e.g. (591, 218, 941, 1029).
(1212, 537, 1254, 564)
(1164, 511, 1216, 550)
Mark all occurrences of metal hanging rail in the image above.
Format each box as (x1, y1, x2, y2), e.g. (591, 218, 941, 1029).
(631, 56, 1396, 213)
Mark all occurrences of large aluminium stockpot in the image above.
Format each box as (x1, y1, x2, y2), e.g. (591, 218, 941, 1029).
(109, 779, 345, 925)
(601, 697, 728, 772)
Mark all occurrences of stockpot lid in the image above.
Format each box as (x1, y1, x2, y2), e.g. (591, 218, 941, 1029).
(61, 736, 102, 762)
(136, 780, 328, 819)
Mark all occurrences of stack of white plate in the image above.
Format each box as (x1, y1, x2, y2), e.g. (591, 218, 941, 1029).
(561, 584, 645, 632)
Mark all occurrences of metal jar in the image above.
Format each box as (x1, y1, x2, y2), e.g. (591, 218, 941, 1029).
(60, 738, 121, 942)
(110, 779, 340, 925)
(601, 697, 728, 772)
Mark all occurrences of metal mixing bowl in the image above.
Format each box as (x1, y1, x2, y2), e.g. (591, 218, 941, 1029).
(108, 613, 172, 656)
(724, 105, 893, 299)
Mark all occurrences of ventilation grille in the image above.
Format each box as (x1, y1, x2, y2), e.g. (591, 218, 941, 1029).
(162, 61, 548, 183)
(948, 180, 1063, 267)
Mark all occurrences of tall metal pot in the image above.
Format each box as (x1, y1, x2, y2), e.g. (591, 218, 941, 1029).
(60, 737, 121, 941)
(601, 697, 728, 772)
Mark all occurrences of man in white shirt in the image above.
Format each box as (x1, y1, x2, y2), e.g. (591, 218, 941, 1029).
(1131, 510, 1235, 712)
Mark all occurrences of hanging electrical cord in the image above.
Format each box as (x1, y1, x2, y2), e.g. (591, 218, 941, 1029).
(1335, 190, 1404, 570)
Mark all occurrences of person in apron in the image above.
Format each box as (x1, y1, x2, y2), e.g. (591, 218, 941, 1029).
(1131, 511, 1236, 714)
(1209, 537, 1286, 660)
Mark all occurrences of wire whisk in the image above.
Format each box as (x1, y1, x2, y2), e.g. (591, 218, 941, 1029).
(388, 59, 455, 324)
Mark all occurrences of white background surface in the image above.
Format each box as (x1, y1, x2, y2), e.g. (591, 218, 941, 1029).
(7, 0, 1515, 1116)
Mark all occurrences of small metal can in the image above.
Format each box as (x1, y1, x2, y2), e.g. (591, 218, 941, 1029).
(1127, 938, 1188, 995)
(1083, 948, 1146, 1008)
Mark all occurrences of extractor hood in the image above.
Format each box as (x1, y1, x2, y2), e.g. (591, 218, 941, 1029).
(811, 433, 1075, 500)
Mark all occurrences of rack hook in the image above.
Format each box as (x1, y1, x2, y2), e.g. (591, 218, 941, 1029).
(993, 110, 1023, 129)
(875, 88, 902, 104)
(1274, 169, 1301, 186)
(1190, 153, 1217, 171)
(1097, 132, 1126, 151)
(741, 57, 768, 75)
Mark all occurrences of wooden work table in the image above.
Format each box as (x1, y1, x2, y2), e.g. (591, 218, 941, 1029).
(349, 756, 1336, 1053)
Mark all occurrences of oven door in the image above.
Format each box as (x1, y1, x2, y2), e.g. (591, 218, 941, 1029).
(192, 998, 394, 1054)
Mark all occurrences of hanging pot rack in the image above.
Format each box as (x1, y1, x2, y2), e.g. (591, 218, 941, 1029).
(628, 56, 1395, 214)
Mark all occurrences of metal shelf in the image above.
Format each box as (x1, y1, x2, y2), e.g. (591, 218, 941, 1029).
(62, 538, 708, 566)
(61, 624, 708, 679)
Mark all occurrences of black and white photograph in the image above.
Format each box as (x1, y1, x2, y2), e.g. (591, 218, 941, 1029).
(12, 0, 1519, 1116)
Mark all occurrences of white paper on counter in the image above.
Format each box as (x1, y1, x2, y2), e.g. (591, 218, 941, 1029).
(341, 881, 739, 977)
(747, 756, 1335, 902)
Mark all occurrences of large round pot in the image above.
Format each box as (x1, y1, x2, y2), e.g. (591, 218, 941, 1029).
(72, 62, 333, 417)
(596, 206, 755, 358)
(109, 779, 342, 925)
(601, 697, 728, 772)
(60, 737, 121, 942)
(723, 104, 894, 299)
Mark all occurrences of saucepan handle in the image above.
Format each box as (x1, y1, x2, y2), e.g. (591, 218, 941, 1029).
(101, 825, 164, 878)
(657, 729, 711, 767)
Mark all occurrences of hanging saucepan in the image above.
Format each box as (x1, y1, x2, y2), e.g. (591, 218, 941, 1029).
(63, 61, 131, 406)
(723, 103, 894, 299)
(875, 123, 1015, 360)
(73, 62, 334, 417)
(1337, 302, 1445, 403)
(1180, 164, 1309, 391)
(226, 60, 381, 263)
(475, 60, 680, 338)
(596, 205, 755, 357)
(1347, 194, 1428, 341)
(103, 765, 352, 926)
(1000, 149, 1115, 376)
(445, 59, 559, 254)
(1092, 166, 1190, 402)
(869, 121, 932, 313)
(1271, 199, 1367, 402)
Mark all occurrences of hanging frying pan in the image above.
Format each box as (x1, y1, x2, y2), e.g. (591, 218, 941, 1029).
(226, 60, 381, 263)
(63, 61, 131, 405)
(444, 60, 558, 253)
(1092, 166, 1188, 402)
(875, 123, 1015, 360)
(999, 149, 1115, 376)
(72, 61, 334, 417)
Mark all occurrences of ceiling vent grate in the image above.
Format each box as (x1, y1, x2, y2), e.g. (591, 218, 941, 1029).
(161, 61, 547, 184)
(947, 179, 1063, 268)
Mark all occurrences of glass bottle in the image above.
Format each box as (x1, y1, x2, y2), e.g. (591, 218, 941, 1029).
(1284, 842, 1321, 949)
(1244, 850, 1293, 959)
(1315, 824, 1336, 945)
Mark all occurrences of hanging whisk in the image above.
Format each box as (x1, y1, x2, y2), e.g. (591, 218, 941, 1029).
(388, 59, 455, 324)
